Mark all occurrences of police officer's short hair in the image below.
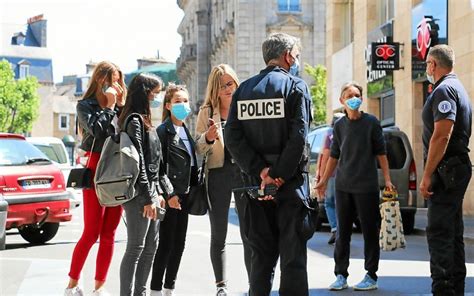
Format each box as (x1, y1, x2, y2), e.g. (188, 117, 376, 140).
(262, 33, 300, 64)
(428, 45, 455, 69)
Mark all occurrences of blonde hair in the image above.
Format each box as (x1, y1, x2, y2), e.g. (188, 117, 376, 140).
(202, 64, 239, 110)
(162, 83, 189, 122)
(82, 61, 126, 101)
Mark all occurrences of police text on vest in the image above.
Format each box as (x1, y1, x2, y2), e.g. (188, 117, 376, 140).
(237, 98, 285, 120)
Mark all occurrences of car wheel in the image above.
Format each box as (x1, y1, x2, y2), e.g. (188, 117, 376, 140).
(18, 222, 60, 244)
(401, 211, 415, 235)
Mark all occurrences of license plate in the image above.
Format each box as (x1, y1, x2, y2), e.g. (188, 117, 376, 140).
(22, 179, 51, 189)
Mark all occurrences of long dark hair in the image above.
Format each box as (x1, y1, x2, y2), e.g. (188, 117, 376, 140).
(118, 73, 163, 130)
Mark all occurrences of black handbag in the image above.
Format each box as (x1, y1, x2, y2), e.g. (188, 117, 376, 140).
(67, 167, 92, 189)
(67, 139, 95, 189)
(187, 156, 208, 216)
(187, 106, 213, 216)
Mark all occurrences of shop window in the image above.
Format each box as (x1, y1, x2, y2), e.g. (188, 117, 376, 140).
(59, 114, 69, 130)
(340, 1, 354, 48)
(377, 0, 395, 26)
(278, 0, 300, 12)
(380, 91, 395, 127)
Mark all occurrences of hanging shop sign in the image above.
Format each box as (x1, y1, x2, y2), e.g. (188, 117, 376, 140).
(371, 42, 400, 71)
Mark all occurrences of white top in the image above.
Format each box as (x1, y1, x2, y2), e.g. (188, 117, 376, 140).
(174, 124, 195, 166)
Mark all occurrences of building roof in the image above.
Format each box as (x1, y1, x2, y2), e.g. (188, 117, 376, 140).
(52, 95, 76, 114)
(125, 63, 179, 85)
(0, 23, 51, 59)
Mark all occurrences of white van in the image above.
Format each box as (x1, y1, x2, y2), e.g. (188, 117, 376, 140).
(26, 137, 81, 209)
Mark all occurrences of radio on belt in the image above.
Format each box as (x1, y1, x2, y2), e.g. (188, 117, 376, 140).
(237, 98, 285, 120)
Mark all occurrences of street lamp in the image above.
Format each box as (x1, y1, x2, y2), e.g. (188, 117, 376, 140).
(62, 135, 76, 166)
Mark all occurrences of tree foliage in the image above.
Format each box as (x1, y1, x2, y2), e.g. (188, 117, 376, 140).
(0, 60, 40, 133)
(304, 64, 327, 125)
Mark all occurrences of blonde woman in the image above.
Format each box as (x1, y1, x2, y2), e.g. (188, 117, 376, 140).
(195, 64, 249, 296)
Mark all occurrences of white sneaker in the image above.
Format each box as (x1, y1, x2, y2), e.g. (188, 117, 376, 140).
(92, 288, 109, 296)
(162, 288, 174, 296)
(64, 286, 84, 296)
(150, 290, 163, 296)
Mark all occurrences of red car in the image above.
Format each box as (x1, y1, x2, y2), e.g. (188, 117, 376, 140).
(0, 133, 72, 245)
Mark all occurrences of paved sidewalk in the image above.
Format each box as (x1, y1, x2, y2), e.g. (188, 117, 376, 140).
(414, 207, 474, 242)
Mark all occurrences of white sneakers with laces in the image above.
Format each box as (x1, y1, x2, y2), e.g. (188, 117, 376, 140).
(63, 286, 84, 296)
(162, 288, 174, 296)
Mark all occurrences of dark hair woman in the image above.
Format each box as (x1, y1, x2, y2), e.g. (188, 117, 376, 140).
(118, 73, 175, 296)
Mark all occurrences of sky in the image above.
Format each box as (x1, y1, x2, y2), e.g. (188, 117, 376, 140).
(0, 0, 183, 82)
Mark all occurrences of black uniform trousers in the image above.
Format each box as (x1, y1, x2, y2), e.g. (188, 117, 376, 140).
(234, 188, 252, 281)
(244, 185, 309, 296)
(334, 190, 380, 280)
(427, 157, 471, 296)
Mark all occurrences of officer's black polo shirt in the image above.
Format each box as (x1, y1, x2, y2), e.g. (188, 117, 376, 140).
(422, 73, 472, 159)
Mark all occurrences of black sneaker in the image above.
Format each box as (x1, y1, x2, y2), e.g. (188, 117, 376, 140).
(328, 232, 336, 245)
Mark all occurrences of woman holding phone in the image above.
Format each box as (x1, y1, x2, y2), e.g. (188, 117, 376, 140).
(195, 64, 248, 295)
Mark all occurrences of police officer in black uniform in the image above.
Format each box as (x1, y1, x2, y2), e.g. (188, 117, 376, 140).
(420, 44, 472, 296)
(224, 32, 313, 296)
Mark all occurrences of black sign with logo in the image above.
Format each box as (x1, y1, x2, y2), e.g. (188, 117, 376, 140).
(371, 42, 400, 71)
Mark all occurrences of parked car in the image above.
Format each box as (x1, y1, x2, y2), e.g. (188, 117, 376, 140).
(27, 137, 81, 209)
(308, 125, 417, 234)
(0, 133, 72, 245)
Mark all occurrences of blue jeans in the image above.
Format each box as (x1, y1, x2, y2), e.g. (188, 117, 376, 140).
(325, 177, 337, 232)
(120, 196, 160, 296)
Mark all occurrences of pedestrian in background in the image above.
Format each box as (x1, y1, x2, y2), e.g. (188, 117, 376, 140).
(315, 113, 344, 245)
(225, 32, 313, 296)
(150, 84, 197, 296)
(316, 81, 394, 292)
(118, 73, 174, 296)
(420, 44, 472, 296)
(195, 64, 249, 295)
(64, 61, 127, 296)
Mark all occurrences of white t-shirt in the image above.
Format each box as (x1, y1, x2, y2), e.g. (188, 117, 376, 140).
(174, 124, 195, 166)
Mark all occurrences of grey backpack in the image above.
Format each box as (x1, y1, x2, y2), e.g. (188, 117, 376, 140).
(94, 114, 143, 207)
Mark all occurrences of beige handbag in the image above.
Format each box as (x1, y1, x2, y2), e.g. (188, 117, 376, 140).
(379, 189, 406, 251)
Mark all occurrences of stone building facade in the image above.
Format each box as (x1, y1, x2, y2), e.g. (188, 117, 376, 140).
(176, 0, 326, 133)
(326, 0, 474, 214)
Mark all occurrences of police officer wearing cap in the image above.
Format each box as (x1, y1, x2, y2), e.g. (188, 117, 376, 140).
(420, 44, 472, 296)
(224, 32, 313, 296)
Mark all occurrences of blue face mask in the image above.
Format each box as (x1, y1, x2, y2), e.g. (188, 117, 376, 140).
(289, 57, 300, 76)
(150, 94, 161, 108)
(345, 97, 362, 110)
(171, 102, 191, 121)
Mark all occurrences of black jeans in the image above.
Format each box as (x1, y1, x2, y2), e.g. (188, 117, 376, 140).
(207, 159, 247, 284)
(150, 195, 189, 291)
(427, 158, 471, 296)
(334, 190, 380, 280)
(244, 185, 309, 296)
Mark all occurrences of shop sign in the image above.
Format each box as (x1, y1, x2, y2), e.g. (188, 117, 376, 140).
(371, 42, 400, 71)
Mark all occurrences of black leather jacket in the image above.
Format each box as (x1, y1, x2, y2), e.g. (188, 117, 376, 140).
(124, 115, 174, 205)
(77, 98, 119, 153)
(157, 118, 198, 196)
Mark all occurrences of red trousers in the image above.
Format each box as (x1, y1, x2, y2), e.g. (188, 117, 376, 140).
(68, 152, 122, 282)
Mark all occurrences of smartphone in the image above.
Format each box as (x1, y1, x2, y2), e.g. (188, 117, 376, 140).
(104, 86, 117, 96)
(157, 207, 166, 221)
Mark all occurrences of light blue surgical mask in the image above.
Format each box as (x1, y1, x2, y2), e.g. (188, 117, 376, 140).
(289, 57, 300, 76)
(150, 94, 161, 108)
(426, 73, 435, 84)
(171, 102, 191, 121)
(345, 97, 362, 110)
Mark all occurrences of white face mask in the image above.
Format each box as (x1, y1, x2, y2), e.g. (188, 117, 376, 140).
(426, 73, 435, 84)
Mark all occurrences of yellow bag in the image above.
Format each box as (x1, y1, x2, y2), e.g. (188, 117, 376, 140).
(379, 189, 406, 251)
